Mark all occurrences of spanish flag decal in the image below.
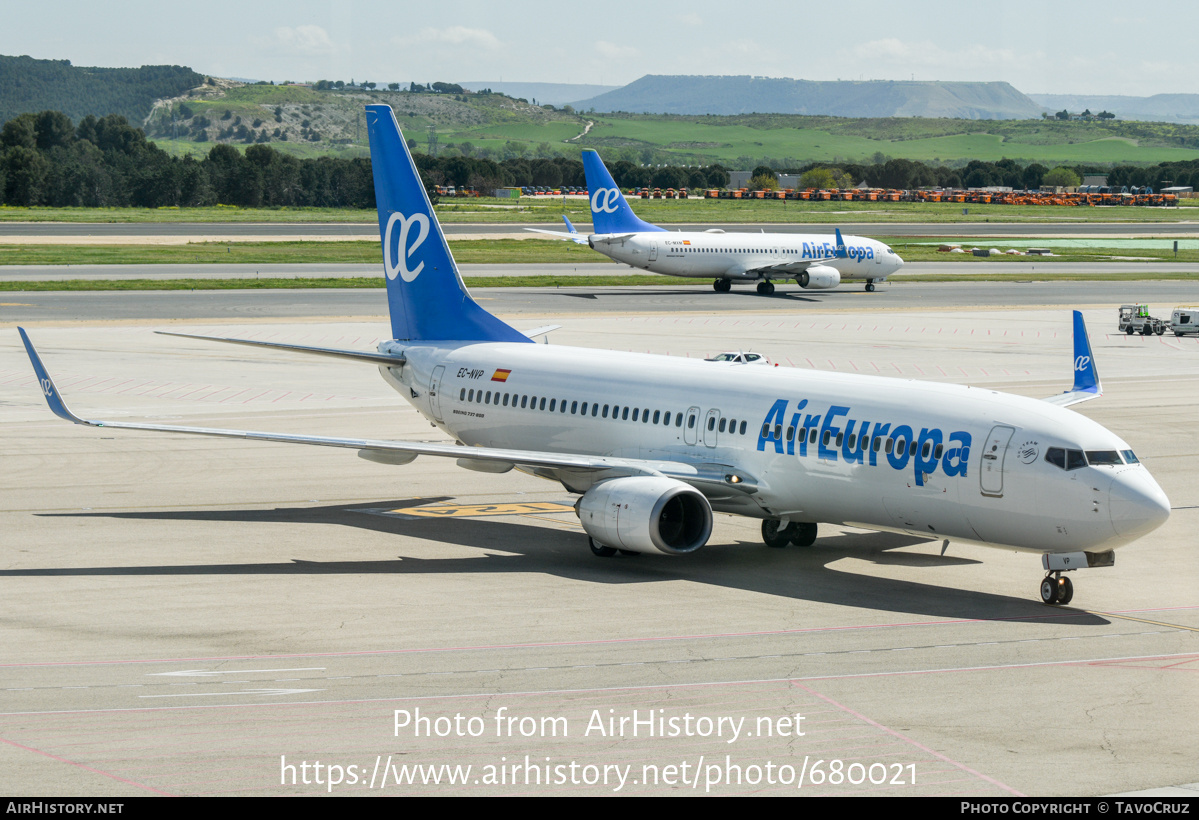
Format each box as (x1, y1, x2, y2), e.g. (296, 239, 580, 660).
(491, 369, 512, 382)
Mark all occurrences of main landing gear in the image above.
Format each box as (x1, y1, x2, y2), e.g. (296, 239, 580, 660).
(762, 519, 818, 548)
(756, 280, 775, 296)
(588, 537, 638, 558)
(713, 278, 732, 293)
(1039, 573, 1074, 605)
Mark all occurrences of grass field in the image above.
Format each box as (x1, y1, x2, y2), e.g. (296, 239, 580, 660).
(581, 117, 1199, 166)
(2, 199, 1198, 225)
(4, 268, 1198, 292)
(4, 238, 1199, 267)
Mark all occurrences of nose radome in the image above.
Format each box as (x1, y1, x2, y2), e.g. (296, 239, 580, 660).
(1109, 469, 1171, 539)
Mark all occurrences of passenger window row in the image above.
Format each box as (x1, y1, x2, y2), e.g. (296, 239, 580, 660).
(458, 387, 749, 435)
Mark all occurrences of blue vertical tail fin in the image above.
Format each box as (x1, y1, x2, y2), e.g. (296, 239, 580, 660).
(580, 150, 666, 235)
(1070, 310, 1101, 395)
(1044, 310, 1103, 406)
(365, 105, 529, 344)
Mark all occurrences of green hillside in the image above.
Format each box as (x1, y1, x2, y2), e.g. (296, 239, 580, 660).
(0, 55, 203, 126)
(6, 67, 1196, 169)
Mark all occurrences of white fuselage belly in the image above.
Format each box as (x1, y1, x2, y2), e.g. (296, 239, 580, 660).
(592, 231, 901, 281)
(383, 342, 1157, 556)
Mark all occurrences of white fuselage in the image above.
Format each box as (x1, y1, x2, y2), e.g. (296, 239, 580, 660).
(380, 341, 1169, 556)
(589, 231, 903, 282)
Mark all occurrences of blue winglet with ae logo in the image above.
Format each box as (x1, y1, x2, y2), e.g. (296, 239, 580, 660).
(581, 150, 666, 236)
(365, 105, 529, 344)
(1071, 309, 1101, 395)
(18, 327, 86, 424)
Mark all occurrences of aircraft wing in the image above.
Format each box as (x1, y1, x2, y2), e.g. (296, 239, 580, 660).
(726, 260, 815, 278)
(19, 328, 757, 497)
(747, 260, 815, 276)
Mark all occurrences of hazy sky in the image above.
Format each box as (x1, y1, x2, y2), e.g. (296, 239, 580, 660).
(3, 0, 1193, 96)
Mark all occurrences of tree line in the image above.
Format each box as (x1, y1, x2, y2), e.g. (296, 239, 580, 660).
(4, 111, 1198, 209)
(0, 111, 734, 207)
(0, 55, 202, 128)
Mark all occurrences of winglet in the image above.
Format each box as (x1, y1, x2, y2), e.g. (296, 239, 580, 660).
(563, 215, 578, 235)
(18, 328, 88, 425)
(834, 228, 848, 258)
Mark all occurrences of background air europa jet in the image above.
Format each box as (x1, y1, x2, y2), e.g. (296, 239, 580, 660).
(527, 150, 904, 294)
(20, 105, 1170, 605)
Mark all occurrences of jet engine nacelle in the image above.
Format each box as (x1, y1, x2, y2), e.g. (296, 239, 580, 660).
(576, 476, 713, 555)
(797, 265, 841, 289)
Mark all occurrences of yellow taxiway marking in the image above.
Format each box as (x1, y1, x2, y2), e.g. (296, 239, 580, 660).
(395, 502, 575, 518)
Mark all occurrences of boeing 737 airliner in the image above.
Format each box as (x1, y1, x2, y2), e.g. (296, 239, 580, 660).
(20, 105, 1170, 605)
(527, 151, 904, 294)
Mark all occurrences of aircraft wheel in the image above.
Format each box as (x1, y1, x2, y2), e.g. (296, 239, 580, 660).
(589, 537, 617, 557)
(756, 280, 775, 296)
(1040, 576, 1060, 605)
(1058, 576, 1074, 605)
(790, 522, 818, 547)
(762, 519, 794, 548)
(865, 282, 875, 292)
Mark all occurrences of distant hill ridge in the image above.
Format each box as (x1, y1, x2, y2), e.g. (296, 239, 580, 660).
(571, 75, 1043, 120)
(0, 54, 203, 126)
(458, 81, 621, 107)
(1030, 93, 1199, 125)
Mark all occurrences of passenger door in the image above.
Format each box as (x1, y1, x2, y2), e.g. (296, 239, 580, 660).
(428, 365, 446, 423)
(980, 424, 1014, 496)
(683, 406, 700, 446)
(703, 408, 720, 448)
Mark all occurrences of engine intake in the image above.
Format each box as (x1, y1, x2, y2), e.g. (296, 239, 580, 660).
(576, 476, 713, 555)
(797, 265, 841, 290)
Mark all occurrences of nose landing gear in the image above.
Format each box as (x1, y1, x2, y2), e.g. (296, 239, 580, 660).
(1039, 573, 1074, 605)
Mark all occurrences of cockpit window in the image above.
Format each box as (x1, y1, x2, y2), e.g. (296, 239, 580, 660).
(1121, 450, 1140, 464)
(1046, 447, 1088, 471)
(1086, 450, 1122, 465)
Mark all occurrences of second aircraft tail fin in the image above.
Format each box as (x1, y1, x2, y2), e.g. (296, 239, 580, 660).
(581, 149, 666, 235)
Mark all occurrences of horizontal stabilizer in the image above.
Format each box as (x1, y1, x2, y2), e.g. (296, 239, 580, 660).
(523, 227, 589, 244)
(155, 332, 406, 366)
